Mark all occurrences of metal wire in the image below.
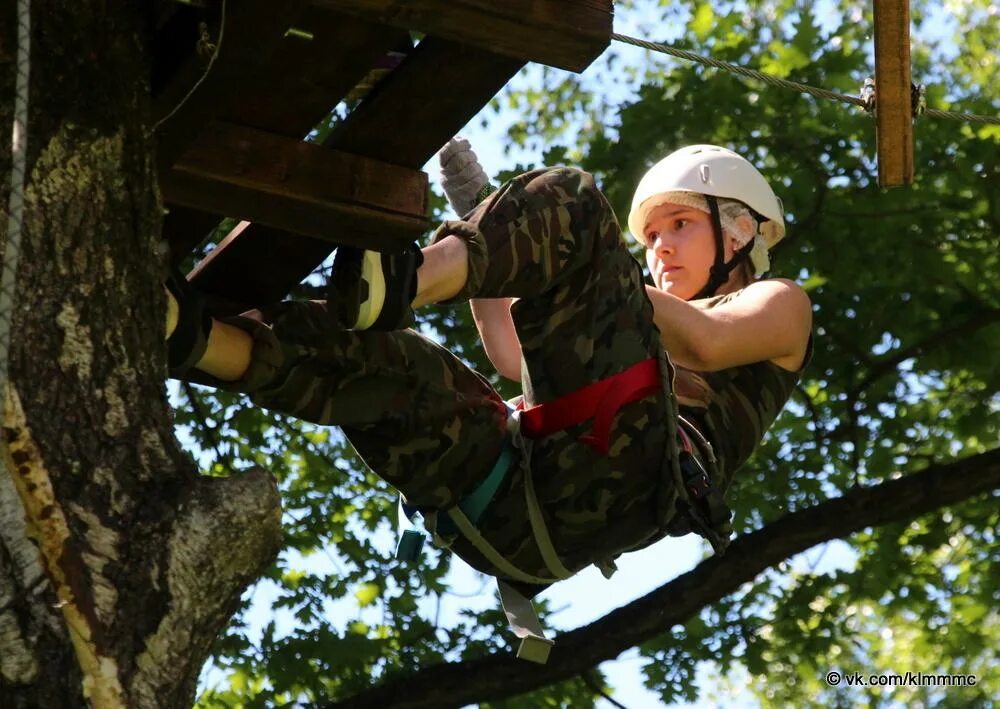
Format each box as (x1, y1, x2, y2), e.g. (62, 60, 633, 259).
(612, 32, 1000, 126)
(1, 0, 31, 429)
(153, 0, 227, 131)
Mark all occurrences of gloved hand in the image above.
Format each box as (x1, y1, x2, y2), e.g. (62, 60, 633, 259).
(439, 136, 490, 216)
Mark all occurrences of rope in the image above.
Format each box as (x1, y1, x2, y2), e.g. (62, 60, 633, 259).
(152, 0, 227, 132)
(922, 107, 999, 125)
(612, 32, 1000, 126)
(0, 0, 31, 429)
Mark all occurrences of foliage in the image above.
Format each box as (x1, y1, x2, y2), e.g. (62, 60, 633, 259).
(188, 1, 998, 706)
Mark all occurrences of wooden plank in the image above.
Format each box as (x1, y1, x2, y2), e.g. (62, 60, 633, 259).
(189, 38, 522, 309)
(189, 222, 338, 313)
(327, 36, 525, 167)
(153, 0, 309, 171)
(162, 206, 226, 267)
(317, 0, 612, 72)
(159, 9, 410, 283)
(162, 121, 429, 245)
(216, 7, 411, 137)
(873, 0, 914, 187)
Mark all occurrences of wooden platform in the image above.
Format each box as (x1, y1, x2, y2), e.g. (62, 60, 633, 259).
(153, 0, 613, 313)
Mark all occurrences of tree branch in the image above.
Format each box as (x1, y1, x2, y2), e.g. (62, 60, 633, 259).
(580, 669, 627, 709)
(849, 308, 1000, 397)
(328, 447, 1000, 709)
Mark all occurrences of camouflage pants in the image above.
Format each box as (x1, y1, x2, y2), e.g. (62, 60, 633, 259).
(210, 167, 677, 580)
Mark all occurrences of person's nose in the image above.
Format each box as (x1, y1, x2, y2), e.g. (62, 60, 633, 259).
(650, 231, 675, 257)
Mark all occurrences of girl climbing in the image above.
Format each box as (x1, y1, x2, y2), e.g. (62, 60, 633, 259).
(165, 142, 812, 661)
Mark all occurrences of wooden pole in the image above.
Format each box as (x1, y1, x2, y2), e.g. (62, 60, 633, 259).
(872, 0, 914, 187)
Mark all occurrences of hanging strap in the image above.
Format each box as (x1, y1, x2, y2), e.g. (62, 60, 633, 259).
(522, 442, 573, 580)
(498, 580, 555, 664)
(396, 498, 427, 561)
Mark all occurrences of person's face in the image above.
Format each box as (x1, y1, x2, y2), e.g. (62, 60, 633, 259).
(643, 202, 736, 300)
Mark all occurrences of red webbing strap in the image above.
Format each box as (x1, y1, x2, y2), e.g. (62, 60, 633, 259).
(517, 358, 661, 455)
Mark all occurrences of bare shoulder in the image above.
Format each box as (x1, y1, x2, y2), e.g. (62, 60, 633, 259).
(692, 279, 814, 371)
(742, 278, 812, 315)
(744, 277, 810, 299)
(742, 279, 812, 370)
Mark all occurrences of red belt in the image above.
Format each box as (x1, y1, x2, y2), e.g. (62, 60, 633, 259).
(516, 357, 662, 455)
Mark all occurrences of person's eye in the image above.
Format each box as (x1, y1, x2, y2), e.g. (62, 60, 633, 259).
(674, 219, 689, 231)
(645, 230, 659, 245)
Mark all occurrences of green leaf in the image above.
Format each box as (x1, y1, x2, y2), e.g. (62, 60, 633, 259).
(690, 3, 715, 43)
(354, 582, 380, 608)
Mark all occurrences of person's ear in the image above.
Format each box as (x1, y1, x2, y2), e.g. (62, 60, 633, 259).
(725, 233, 741, 258)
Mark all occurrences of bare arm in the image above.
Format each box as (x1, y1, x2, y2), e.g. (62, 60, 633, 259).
(644, 279, 812, 371)
(470, 297, 522, 381)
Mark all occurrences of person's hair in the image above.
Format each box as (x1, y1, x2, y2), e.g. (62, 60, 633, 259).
(713, 252, 754, 296)
(735, 257, 755, 286)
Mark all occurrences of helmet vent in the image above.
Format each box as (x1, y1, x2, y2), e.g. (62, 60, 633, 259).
(699, 164, 711, 184)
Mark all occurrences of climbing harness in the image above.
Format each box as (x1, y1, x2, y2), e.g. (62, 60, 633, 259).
(396, 404, 518, 561)
(517, 358, 662, 454)
(396, 400, 563, 663)
(396, 356, 734, 663)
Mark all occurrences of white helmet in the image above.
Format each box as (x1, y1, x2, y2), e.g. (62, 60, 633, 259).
(627, 144, 785, 249)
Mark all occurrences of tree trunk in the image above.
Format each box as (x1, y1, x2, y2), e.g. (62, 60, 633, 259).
(0, 4, 282, 707)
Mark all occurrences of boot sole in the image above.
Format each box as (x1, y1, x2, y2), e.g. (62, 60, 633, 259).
(355, 250, 386, 330)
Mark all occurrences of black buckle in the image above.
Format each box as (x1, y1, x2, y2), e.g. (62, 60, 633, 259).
(677, 451, 733, 553)
(679, 451, 711, 499)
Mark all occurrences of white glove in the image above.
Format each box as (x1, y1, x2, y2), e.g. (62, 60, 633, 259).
(439, 136, 490, 216)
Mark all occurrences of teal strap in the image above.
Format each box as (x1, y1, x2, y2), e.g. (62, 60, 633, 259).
(459, 442, 514, 524)
(396, 408, 517, 557)
(396, 498, 426, 561)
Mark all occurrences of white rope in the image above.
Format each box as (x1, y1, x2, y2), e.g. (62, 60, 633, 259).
(152, 0, 227, 132)
(0, 0, 31, 429)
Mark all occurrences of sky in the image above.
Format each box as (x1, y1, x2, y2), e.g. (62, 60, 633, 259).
(192, 0, 972, 705)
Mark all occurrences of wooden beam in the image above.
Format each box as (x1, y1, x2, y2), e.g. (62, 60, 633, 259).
(317, 0, 612, 72)
(188, 38, 523, 310)
(326, 36, 525, 167)
(216, 7, 411, 137)
(189, 221, 343, 313)
(162, 206, 226, 268)
(158, 8, 410, 278)
(153, 1, 309, 171)
(161, 122, 429, 245)
(872, 0, 914, 187)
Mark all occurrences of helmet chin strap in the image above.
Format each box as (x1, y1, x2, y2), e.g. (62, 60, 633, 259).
(691, 195, 754, 300)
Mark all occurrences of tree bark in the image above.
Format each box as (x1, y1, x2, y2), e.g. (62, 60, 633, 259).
(329, 448, 1000, 709)
(0, 4, 282, 707)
